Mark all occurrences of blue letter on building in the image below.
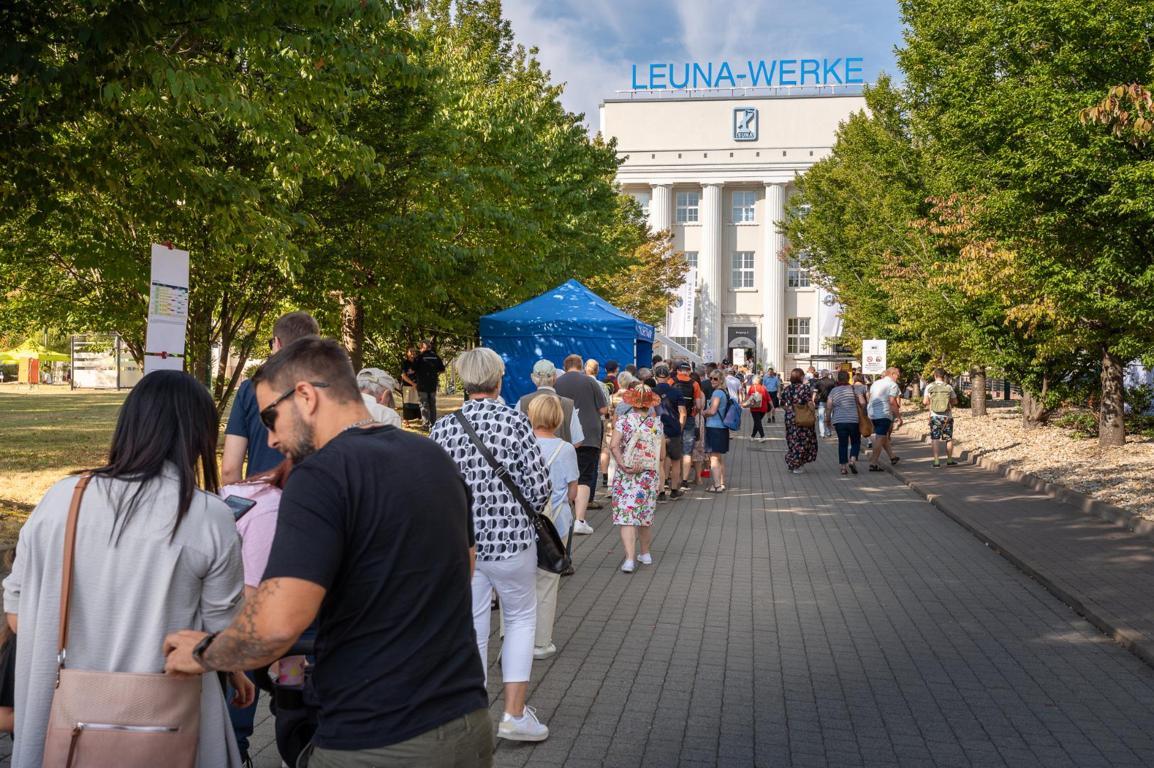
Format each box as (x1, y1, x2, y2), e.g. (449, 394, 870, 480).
(845, 57, 864, 84)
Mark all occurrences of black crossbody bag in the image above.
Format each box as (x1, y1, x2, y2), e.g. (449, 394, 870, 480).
(453, 411, 572, 574)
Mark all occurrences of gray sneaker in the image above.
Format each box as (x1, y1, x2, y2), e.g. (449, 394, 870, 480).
(498, 706, 549, 742)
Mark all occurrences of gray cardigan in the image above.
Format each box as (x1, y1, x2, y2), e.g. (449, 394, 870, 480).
(3, 468, 245, 768)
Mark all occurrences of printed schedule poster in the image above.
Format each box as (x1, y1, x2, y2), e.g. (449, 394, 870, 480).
(145, 243, 190, 375)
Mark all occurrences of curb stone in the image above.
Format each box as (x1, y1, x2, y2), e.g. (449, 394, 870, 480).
(885, 443, 1154, 670)
(901, 429, 1154, 537)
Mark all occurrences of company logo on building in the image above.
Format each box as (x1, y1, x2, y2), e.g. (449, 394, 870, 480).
(733, 107, 758, 141)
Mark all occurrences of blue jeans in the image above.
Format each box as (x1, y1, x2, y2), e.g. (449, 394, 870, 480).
(835, 422, 861, 465)
(816, 403, 828, 437)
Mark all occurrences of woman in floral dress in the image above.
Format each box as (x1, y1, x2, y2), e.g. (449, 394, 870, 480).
(610, 384, 663, 573)
(779, 368, 818, 474)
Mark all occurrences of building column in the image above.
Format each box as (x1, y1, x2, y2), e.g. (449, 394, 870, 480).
(761, 182, 787, 371)
(699, 183, 724, 363)
(649, 183, 672, 233)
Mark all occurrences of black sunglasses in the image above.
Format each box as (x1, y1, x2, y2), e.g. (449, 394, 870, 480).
(260, 382, 330, 431)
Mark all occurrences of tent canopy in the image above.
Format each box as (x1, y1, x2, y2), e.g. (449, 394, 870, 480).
(480, 280, 654, 404)
(0, 340, 70, 363)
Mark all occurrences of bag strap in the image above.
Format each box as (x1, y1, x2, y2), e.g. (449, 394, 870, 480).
(58, 473, 93, 672)
(545, 441, 565, 468)
(452, 411, 538, 521)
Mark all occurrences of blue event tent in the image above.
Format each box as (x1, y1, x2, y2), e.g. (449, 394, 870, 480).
(480, 280, 654, 404)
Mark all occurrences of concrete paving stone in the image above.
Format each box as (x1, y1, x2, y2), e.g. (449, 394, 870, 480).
(6, 430, 1145, 768)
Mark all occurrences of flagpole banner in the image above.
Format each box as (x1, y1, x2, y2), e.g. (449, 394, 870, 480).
(144, 243, 190, 375)
(666, 267, 697, 338)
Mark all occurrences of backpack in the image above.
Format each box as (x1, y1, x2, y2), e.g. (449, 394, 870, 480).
(675, 377, 697, 416)
(656, 386, 682, 437)
(928, 382, 953, 414)
(721, 391, 743, 430)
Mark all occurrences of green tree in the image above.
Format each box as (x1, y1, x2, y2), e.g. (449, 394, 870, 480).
(898, 0, 1154, 446)
(0, 1, 407, 409)
(588, 228, 689, 326)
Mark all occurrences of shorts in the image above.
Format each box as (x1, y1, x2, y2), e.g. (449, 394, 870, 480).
(665, 434, 684, 461)
(576, 445, 600, 492)
(871, 418, 893, 437)
(929, 414, 954, 441)
(768, 391, 780, 408)
(681, 421, 697, 456)
(705, 426, 730, 454)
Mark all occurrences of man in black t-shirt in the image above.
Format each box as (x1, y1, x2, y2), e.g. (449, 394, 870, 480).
(653, 365, 685, 500)
(414, 340, 446, 430)
(165, 337, 491, 766)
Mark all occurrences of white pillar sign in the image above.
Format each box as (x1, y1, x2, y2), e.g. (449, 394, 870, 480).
(666, 267, 697, 338)
(144, 243, 190, 375)
(862, 339, 887, 375)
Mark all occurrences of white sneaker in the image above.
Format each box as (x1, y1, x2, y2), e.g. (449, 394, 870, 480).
(533, 643, 557, 660)
(573, 520, 594, 535)
(791, 468, 805, 474)
(621, 559, 636, 573)
(637, 553, 653, 565)
(498, 706, 549, 742)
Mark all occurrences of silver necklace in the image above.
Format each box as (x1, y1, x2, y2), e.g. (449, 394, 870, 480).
(342, 418, 379, 432)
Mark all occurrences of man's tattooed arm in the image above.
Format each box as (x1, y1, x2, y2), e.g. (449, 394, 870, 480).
(201, 578, 325, 672)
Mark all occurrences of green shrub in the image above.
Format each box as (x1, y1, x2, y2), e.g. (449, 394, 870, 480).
(1127, 414, 1154, 438)
(1054, 411, 1098, 439)
(1126, 384, 1154, 416)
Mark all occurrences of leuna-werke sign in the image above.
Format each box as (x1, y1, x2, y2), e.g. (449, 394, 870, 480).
(630, 58, 865, 90)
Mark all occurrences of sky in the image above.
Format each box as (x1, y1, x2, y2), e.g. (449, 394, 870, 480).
(501, 0, 906, 132)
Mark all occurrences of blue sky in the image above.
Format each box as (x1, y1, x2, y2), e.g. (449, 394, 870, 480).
(502, 0, 906, 131)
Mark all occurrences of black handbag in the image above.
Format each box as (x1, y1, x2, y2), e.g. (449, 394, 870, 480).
(452, 411, 572, 575)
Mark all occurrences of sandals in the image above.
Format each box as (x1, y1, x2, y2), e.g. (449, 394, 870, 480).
(706, 485, 727, 493)
(890, 456, 901, 465)
(848, 462, 858, 474)
(840, 468, 849, 476)
(869, 464, 884, 472)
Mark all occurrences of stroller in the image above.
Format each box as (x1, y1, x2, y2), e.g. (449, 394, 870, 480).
(258, 632, 317, 767)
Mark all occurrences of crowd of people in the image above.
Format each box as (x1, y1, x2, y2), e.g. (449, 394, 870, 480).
(0, 308, 960, 767)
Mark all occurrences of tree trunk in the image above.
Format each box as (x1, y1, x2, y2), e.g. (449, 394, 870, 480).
(970, 365, 988, 416)
(1099, 345, 1126, 448)
(1022, 373, 1051, 427)
(911, 377, 922, 400)
(341, 294, 364, 372)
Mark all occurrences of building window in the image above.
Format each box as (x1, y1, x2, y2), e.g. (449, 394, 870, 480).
(683, 251, 698, 269)
(675, 191, 700, 224)
(731, 190, 756, 223)
(670, 336, 698, 354)
(787, 258, 810, 288)
(731, 251, 755, 289)
(787, 318, 811, 355)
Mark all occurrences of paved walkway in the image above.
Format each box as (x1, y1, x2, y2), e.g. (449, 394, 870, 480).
(10, 419, 1154, 767)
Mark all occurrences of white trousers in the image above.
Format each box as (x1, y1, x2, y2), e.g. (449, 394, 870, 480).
(499, 568, 561, 648)
(472, 545, 537, 686)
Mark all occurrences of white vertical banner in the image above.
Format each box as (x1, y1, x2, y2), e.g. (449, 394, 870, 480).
(144, 243, 190, 375)
(666, 267, 697, 338)
(862, 339, 887, 375)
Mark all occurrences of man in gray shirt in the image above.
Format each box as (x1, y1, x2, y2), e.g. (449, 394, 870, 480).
(554, 354, 608, 534)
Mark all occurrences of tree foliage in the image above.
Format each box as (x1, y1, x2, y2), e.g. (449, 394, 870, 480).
(589, 229, 689, 327)
(0, 0, 650, 406)
(786, 0, 1154, 445)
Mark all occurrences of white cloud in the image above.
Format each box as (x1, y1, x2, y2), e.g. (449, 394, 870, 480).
(502, 0, 630, 132)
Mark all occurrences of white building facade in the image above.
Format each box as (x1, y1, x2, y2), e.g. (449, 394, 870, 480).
(600, 88, 866, 370)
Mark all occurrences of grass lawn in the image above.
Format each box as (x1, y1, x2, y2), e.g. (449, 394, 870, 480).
(0, 385, 128, 546)
(0, 383, 464, 548)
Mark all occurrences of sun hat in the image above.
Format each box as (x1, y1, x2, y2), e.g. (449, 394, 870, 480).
(621, 384, 661, 409)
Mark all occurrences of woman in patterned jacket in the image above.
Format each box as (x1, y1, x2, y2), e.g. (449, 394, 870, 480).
(431, 347, 553, 743)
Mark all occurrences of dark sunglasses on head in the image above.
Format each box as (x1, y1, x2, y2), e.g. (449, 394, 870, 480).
(260, 382, 330, 431)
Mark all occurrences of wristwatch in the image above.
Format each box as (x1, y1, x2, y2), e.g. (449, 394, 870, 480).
(191, 632, 218, 671)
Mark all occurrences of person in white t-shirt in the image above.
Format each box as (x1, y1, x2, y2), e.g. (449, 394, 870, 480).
(356, 368, 403, 428)
(867, 367, 903, 470)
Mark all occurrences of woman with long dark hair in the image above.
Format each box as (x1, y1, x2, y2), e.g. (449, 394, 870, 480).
(3, 371, 250, 767)
(780, 368, 819, 474)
